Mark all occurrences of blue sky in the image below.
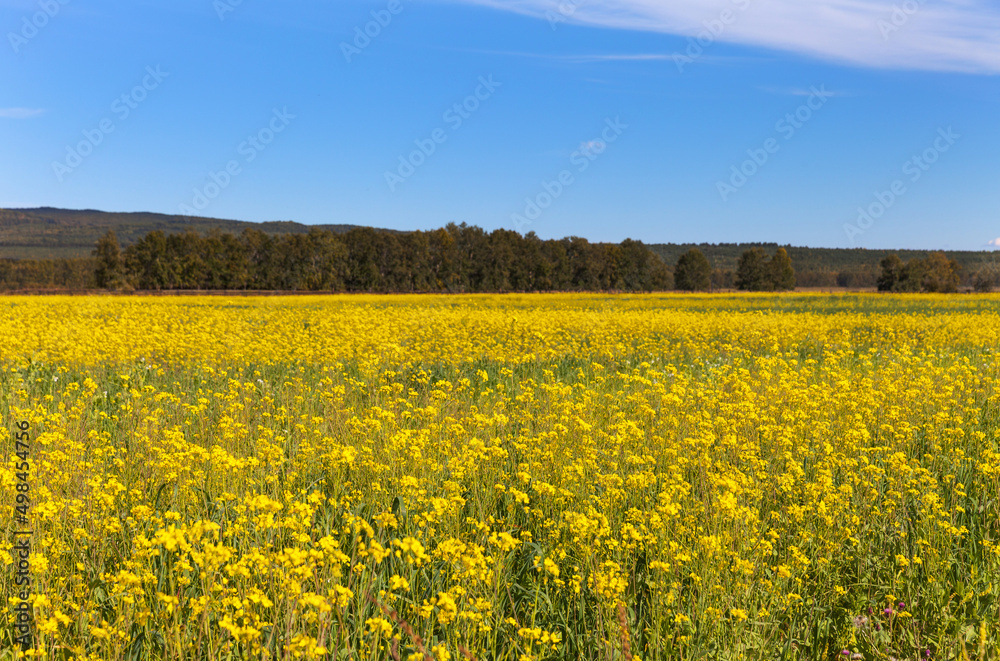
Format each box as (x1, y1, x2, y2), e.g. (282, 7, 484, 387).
(1, 0, 997, 249)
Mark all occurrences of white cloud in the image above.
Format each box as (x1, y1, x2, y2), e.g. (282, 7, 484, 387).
(769, 86, 844, 97)
(563, 52, 674, 62)
(427, 44, 765, 66)
(447, 0, 1000, 74)
(0, 108, 45, 119)
(988, 238, 1000, 248)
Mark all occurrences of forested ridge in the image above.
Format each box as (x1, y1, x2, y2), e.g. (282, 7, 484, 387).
(2, 208, 999, 292)
(0, 207, 373, 260)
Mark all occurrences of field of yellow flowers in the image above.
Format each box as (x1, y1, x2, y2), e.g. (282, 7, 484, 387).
(1, 293, 999, 660)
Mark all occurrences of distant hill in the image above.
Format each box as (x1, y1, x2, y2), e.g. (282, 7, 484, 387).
(0, 207, 380, 259)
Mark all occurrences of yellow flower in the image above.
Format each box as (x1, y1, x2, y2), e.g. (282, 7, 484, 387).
(435, 592, 458, 624)
(331, 585, 353, 608)
(365, 617, 392, 637)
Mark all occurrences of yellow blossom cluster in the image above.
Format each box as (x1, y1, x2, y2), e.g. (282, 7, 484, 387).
(0, 293, 998, 659)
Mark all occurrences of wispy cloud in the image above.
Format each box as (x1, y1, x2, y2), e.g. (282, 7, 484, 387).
(0, 108, 45, 119)
(561, 53, 674, 62)
(446, 0, 1000, 74)
(758, 86, 850, 98)
(425, 46, 678, 62)
(425, 44, 760, 67)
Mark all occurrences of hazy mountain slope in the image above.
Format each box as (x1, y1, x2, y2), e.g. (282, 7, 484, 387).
(0, 207, 379, 259)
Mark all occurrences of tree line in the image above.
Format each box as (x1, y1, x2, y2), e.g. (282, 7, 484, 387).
(1, 223, 995, 294)
(672, 246, 985, 293)
(673, 247, 796, 292)
(93, 225, 673, 292)
(95, 229, 801, 294)
(876, 252, 963, 293)
(0, 258, 93, 290)
(651, 243, 1000, 290)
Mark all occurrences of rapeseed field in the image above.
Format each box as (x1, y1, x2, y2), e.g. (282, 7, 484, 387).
(1, 294, 998, 660)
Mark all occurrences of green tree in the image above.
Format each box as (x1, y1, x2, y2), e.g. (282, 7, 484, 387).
(735, 248, 769, 291)
(124, 230, 171, 290)
(567, 237, 598, 291)
(674, 248, 712, 291)
(651, 257, 673, 291)
(920, 251, 960, 293)
(972, 260, 1000, 292)
(617, 239, 655, 292)
(597, 243, 623, 291)
(428, 227, 459, 291)
(768, 247, 796, 291)
(93, 230, 123, 289)
(542, 239, 572, 291)
(877, 254, 904, 291)
(896, 259, 926, 292)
